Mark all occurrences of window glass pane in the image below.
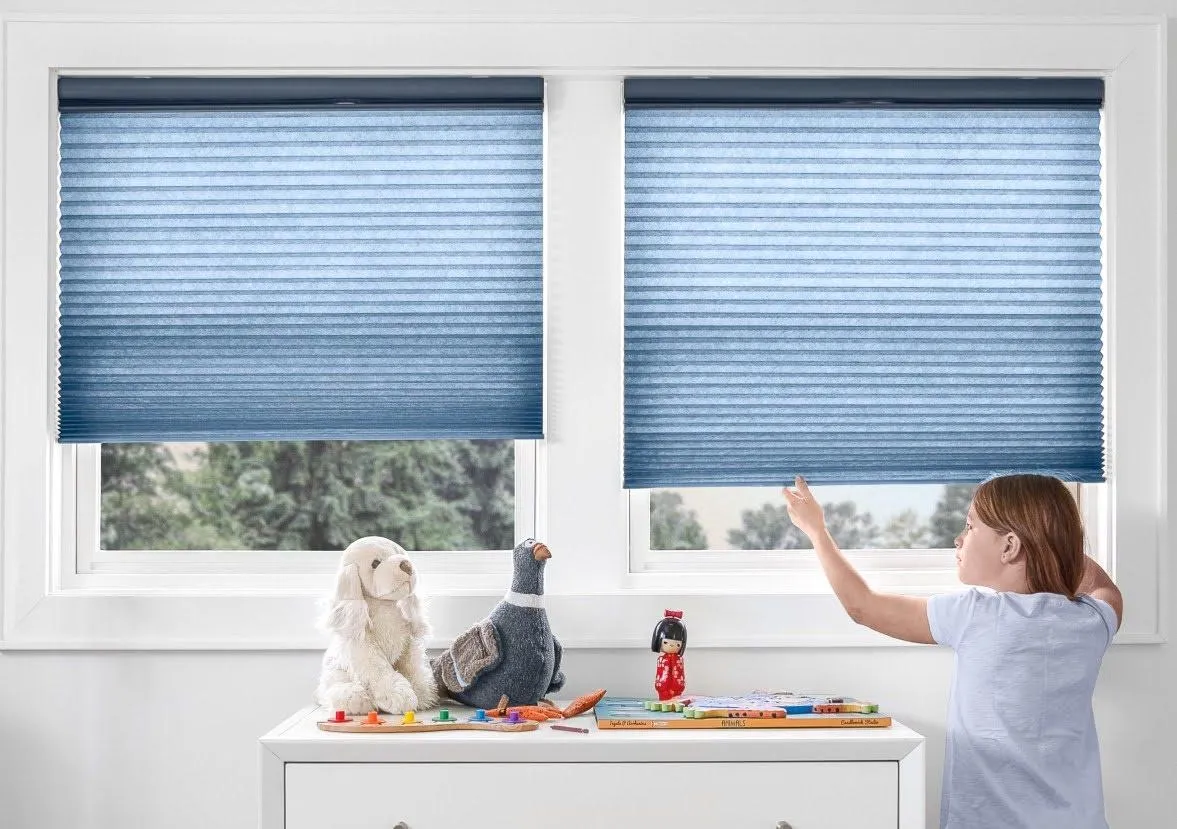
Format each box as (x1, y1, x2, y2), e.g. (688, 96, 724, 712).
(100, 440, 514, 551)
(650, 484, 977, 550)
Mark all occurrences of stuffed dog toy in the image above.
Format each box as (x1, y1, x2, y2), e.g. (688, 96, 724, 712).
(315, 536, 437, 714)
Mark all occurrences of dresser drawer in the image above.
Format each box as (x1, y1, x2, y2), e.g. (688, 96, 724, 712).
(285, 761, 898, 829)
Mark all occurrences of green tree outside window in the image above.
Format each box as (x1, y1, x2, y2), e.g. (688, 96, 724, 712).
(100, 440, 515, 551)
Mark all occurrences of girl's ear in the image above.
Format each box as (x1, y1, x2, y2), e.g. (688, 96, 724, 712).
(1002, 533, 1024, 564)
(323, 562, 369, 639)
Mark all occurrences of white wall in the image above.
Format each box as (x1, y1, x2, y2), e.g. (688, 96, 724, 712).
(1, 3, 1175, 828)
(1, 647, 1172, 827)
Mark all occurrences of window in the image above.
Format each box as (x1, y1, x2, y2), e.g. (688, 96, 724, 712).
(55, 76, 544, 577)
(0, 20, 1161, 648)
(623, 78, 1109, 582)
(623, 78, 1104, 489)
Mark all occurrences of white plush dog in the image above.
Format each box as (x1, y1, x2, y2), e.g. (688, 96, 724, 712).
(315, 536, 438, 714)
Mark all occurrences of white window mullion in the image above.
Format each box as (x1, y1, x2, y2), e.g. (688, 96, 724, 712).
(65, 444, 97, 583)
(514, 439, 539, 545)
(628, 488, 652, 572)
(541, 76, 630, 596)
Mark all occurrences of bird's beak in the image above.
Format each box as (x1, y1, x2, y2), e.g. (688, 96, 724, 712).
(532, 542, 551, 562)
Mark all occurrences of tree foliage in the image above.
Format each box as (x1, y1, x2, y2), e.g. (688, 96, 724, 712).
(727, 499, 882, 550)
(927, 484, 977, 549)
(103, 446, 977, 556)
(726, 488, 975, 551)
(822, 501, 882, 549)
(100, 443, 238, 550)
(727, 503, 810, 550)
(650, 492, 709, 550)
(881, 509, 932, 549)
(101, 440, 515, 551)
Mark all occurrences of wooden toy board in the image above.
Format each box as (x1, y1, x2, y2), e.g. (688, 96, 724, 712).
(317, 716, 539, 734)
(594, 696, 892, 730)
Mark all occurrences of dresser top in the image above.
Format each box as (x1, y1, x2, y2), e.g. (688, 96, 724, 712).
(261, 705, 924, 764)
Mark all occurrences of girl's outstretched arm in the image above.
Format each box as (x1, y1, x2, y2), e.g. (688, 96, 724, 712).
(784, 476, 935, 645)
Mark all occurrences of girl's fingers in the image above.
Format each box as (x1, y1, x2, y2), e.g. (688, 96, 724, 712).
(795, 475, 813, 495)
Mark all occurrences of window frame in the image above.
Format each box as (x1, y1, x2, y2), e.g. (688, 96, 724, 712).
(69, 440, 537, 581)
(0, 16, 1164, 648)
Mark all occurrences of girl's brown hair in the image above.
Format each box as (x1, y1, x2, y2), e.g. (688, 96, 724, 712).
(971, 474, 1085, 598)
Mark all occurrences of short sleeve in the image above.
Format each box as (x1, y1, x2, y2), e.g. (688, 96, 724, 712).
(927, 589, 982, 649)
(1079, 595, 1120, 646)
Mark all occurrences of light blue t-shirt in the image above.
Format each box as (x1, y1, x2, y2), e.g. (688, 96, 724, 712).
(928, 589, 1118, 829)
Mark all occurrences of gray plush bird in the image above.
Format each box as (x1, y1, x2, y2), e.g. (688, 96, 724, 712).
(431, 538, 565, 709)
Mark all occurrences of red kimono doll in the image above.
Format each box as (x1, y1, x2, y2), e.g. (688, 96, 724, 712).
(651, 609, 687, 701)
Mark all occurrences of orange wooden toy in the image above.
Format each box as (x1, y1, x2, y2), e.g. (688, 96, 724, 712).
(487, 689, 607, 722)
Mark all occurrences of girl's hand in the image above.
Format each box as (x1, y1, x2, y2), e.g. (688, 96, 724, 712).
(782, 476, 827, 540)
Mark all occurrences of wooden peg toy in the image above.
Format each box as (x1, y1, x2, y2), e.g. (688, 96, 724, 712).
(316, 705, 539, 734)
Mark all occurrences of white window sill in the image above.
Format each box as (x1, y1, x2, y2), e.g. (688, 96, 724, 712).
(1, 578, 1162, 650)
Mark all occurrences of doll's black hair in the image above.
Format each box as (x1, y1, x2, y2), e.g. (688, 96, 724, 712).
(651, 615, 687, 653)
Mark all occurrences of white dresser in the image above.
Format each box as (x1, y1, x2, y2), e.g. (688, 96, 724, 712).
(260, 705, 926, 829)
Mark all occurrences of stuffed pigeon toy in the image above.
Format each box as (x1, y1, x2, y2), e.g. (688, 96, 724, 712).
(431, 538, 565, 709)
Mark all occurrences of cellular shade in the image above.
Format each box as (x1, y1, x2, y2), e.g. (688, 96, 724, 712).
(624, 78, 1104, 487)
(57, 77, 544, 442)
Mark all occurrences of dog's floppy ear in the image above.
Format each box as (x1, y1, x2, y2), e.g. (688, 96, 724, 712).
(398, 593, 430, 639)
(323, 562, 369, 640)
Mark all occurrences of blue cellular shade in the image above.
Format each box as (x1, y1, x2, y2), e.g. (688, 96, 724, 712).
(57, 105, 543, 443)
(624, 105, 1104, 487)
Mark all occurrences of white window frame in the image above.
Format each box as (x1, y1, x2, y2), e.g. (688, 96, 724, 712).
(1, 16, 1164, 648)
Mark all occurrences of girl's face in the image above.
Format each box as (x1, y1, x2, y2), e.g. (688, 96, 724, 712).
(954, 503, 1017, 589)
(661, 638, 682, 654)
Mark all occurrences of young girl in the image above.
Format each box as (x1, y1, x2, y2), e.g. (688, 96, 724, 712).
(783, 473, 1122, 829)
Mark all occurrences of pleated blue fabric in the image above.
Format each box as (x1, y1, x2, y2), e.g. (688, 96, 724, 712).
(624, 102, 1103, 487)
(57, 99, 543, 442)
